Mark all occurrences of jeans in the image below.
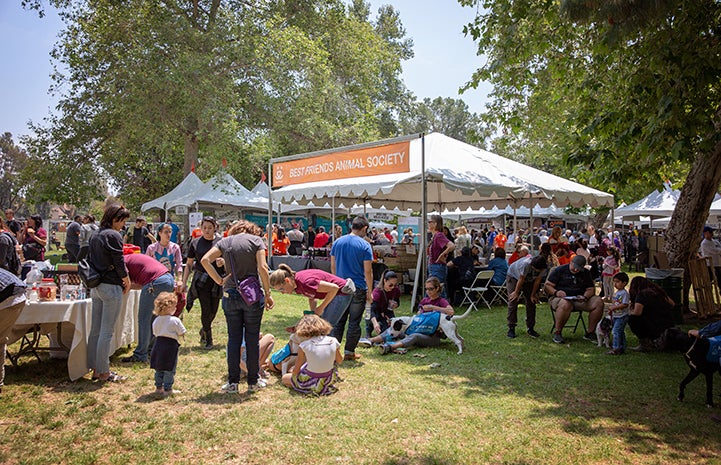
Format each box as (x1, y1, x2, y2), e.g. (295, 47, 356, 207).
(154, 357, 177, 391)
(428, 263, 448, 298)
(0, 301, 26, 388)
(88, 283, 123, 374)
(65, 244, 80, 263)
(320, 293, 353, 328)
(612, 315, 629, 351)
(331, 288, 365, 355)
(133, 273, 175, 361)
(223, 288, 264, 385)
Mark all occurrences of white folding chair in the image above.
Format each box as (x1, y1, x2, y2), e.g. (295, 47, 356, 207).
(489, 282, 508, 305)
(460, 270, 495, 311)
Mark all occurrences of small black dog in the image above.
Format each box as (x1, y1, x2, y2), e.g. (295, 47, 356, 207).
(667, 329, 721, 407)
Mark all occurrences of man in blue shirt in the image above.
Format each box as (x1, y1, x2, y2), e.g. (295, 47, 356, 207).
(330, 216, 373, 361)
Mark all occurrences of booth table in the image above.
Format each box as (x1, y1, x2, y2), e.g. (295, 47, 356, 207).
(7, 290, 140, 381)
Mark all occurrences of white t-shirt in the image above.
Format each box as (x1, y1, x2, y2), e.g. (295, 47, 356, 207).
(299, 335, 339, 373)
(700, 237, 721, 267)
(152, 315, 187, 342)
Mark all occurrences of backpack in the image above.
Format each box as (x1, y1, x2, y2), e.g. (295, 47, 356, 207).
(0, 232, 21, 276)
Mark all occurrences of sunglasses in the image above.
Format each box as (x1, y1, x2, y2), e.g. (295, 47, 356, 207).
(424, 286, 437, 291)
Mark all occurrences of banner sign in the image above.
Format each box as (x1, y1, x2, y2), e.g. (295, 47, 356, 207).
(272, 141, 410, 187)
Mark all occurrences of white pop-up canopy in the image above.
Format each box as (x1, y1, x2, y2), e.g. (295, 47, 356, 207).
(166, 171, 268, 211)
(615, 188, 681, 220)
(141, 172, 206, 212)
(271, 133, 614, 211)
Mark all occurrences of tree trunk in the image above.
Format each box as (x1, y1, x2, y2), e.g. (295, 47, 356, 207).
(664, 143, 721, 312)
(183, 117, 200, 177)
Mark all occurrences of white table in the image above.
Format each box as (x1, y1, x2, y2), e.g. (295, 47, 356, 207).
(8, 290, 140, 381)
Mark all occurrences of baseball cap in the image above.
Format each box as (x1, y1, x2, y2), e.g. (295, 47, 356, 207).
(570, 255, 587, 269)
(703, 226, 715, 234)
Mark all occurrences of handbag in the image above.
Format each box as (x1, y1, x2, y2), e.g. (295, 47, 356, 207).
(228, 248, 263, 306)
(78, 259, 101, 288)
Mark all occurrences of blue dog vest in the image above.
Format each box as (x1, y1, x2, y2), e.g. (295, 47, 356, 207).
(405, 312, 441, 336)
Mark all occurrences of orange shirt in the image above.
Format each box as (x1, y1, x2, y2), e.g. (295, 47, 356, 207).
(494, 233, 507, 250)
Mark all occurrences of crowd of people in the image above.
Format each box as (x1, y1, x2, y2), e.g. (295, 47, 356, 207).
(1, 204, 721, 399)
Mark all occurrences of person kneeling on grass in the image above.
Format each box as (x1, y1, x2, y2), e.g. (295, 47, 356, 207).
(282, 314, 343, 396)
(360, 277, 453, 355)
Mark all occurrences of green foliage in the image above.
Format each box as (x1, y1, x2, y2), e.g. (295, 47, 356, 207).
(23, 0, 412, 210)
(0, 132, 29, 209)
(398, 97, 491, 147)
(462, 0, 721, 203)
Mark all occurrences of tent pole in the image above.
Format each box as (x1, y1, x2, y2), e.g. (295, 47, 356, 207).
(267, 164, 273, 268)
(332, 196, 336, 243)
(415, 134, 427, 311)
(529, 204, 534, 254)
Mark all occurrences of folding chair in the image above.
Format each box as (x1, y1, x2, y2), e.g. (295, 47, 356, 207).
(489, 282, 507, 306)
(460, 270, 495, 310)
(549, 307, 587, 334)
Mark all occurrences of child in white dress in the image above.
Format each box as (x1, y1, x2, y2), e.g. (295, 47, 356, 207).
(149, 292, 186, 397)
(281, 314, 342, 396)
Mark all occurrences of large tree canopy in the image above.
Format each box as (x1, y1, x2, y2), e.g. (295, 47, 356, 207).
(23, 0, 413, 209)
(462, 0, 721, 283)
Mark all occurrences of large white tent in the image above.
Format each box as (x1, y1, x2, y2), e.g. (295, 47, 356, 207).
(614, 188, 681, 220)
(271, 133, 614, 211)
(141, 172, 206, 212)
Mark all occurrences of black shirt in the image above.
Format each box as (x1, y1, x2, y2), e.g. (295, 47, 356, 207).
(547, 264, 593, 296)
(188, 236, 222, 273)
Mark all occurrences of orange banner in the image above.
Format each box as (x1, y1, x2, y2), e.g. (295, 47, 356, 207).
(272, 141, 411, 187)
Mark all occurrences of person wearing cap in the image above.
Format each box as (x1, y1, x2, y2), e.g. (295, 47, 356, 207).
(506, 254, 548, 339)
(700, 226, 721, 282)
(544, 254, 604, 344)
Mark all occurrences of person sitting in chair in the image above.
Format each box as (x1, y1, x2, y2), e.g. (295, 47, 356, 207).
(544, 255, 603, 344)
(446, 246, 476, 306)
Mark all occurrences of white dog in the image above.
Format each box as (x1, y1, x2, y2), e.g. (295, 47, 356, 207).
(388, 306, 473, 354)
(596, 315, 613, 348)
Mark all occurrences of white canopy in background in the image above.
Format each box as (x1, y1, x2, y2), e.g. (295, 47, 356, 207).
(166, 171, 268, 211)
(141, 172, 206, 212)
(614, 188, 681, 220)
(437, 204, 589, 222)
(272, 133, 614, 211)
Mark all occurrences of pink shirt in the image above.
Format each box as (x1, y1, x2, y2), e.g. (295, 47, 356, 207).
(428, 232, 450, 264)
(294, 269, 349, 299)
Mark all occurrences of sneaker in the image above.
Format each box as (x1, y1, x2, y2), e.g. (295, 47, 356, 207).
(526, 329, 540, 339)
(120, 355, 146, 363)
(378, 344, 392, 355)
(247, 379, 267, 393)
(221, 382, 239, 394)
(582, 332, 596, 343)
(203, 342, 213, 350)
(506, 328, 516, 339)
(163, 388, 181, 396)
(344, 352, 362, 361)
(605, 349, 622, 356)
(357, 338, 373, 348)
(552, 332, 565, 344)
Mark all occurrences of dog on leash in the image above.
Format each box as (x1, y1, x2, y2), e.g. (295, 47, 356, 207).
(596, 315, 613, 348)
(667, 329, 721, 407)
(388, 306, 473, 354)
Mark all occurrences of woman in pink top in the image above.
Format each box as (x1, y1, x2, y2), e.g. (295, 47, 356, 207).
(427, 214, 455, 298)
(269, 264, 354, 324)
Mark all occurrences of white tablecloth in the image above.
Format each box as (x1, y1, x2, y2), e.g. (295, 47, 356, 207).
(8, 290, 140, 381)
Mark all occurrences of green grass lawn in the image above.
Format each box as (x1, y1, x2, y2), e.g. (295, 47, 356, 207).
(2, 286, 720, 465)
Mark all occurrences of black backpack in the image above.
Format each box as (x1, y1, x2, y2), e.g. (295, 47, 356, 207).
(0, 232, 21, 276)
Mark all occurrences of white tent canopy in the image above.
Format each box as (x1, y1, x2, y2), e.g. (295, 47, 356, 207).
(166, 172, 268, 211)
(614, 188, 681, 220)
(438, 204, 589, 221)
(141, 172, 206, 212)
(272, 133, 614, 211)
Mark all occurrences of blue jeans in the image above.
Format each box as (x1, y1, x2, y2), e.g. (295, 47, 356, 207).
(88, 283, 124, 374)
(223, 289, 264, 385)
(320, 293, 353, 328)
(134, 273, 175, 361)
(154, 356, 177, 390)
(612, 315, 628, 351)
(331, 288, 365, 355)
(428, 263, 448, 298)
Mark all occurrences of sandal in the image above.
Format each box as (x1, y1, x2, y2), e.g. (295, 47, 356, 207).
(97, 371, 127, 383)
